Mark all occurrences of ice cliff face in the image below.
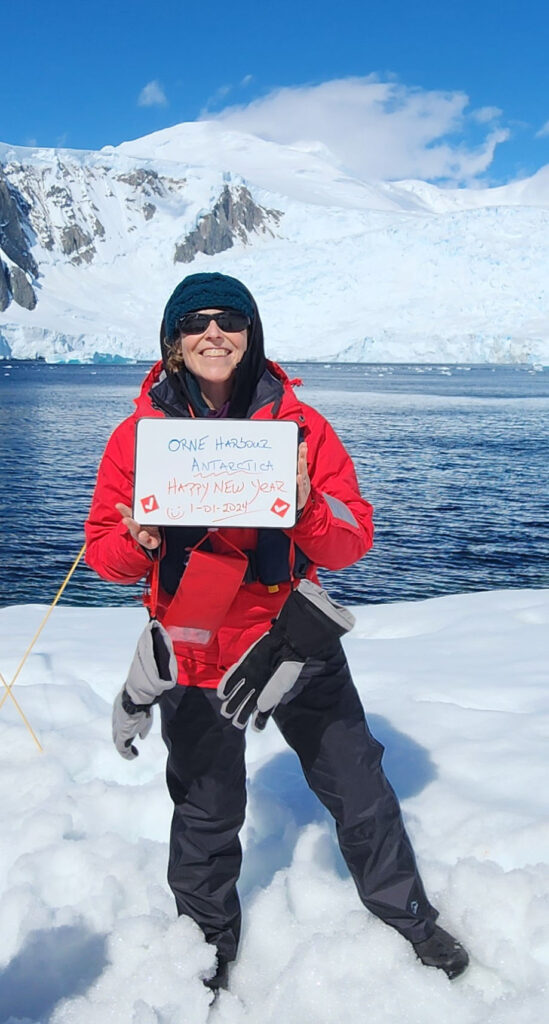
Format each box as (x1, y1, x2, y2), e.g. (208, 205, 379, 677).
(0, 123, 548, 364)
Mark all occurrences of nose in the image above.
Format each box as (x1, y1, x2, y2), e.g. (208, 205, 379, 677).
(203, 317, 224, 339)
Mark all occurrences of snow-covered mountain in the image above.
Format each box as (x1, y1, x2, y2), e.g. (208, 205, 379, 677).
(1, 120, 548, 364)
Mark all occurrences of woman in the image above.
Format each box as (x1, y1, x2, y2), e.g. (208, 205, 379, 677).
(85, 272, 468, 992)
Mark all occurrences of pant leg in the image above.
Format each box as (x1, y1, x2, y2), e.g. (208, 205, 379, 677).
(273, 647, 438, 943)
(159, 685, 247, 961)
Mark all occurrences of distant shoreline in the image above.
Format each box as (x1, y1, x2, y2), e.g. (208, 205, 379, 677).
(1, 356, 547, 370)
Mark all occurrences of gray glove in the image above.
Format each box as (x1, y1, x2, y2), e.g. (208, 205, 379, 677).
(112, 618, 178, 760)
(112, 691, 154, 760)
(217, 579, 355, 731)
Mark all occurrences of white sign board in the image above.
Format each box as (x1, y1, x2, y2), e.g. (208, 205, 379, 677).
(133, 418, 299, 528)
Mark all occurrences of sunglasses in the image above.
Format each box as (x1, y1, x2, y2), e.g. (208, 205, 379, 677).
(176, 310, 251, 335)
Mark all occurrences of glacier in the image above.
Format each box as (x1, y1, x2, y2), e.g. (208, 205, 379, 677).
(0, 121, 548, 365)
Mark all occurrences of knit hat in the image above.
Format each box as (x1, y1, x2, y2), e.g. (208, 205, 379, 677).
(158, 272, 267, 419)
(163, 272, 255, 341)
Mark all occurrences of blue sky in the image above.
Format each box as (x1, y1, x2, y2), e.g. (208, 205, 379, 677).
(3, 0, 549, 185)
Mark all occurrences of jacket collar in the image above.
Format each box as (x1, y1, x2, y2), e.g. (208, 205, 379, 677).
(140, 359, 296, 421)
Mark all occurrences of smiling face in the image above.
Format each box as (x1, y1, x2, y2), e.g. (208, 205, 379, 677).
(178, 308, 249, 407)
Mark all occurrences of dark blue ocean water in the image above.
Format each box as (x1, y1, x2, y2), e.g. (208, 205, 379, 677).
(1, 361, 548, 607)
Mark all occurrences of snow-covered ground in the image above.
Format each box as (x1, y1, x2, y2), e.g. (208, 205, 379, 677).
(1, 589, 548, 1023)
(2, 120, 549, 365)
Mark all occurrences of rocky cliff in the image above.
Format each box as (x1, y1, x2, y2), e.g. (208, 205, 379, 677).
(0, 151, 283, 322)
(0, 168, 38, 310)
(174, 184, 282, 262)
(1, 157, 179, 269)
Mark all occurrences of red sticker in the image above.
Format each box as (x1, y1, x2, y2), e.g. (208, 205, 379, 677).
(271, 498, 291, 518)
(140, 494, 159, 514)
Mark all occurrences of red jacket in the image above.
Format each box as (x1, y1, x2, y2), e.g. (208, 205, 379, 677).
(85, 361, 374, 687)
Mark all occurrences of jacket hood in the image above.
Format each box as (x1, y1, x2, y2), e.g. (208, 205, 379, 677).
(159, 278, 267, 419)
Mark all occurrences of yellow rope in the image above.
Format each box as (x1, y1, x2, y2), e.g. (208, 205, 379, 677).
(0, 544, 87, 743)
(0, 669, 43, 752)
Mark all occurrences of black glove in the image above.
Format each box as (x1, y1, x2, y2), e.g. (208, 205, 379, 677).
(217, 579, 355, 730)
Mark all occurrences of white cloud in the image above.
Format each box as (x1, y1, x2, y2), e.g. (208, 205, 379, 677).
(205, 83, 231, 108)
(536, 120, 549, 138)
(202, 78, 253, 113)
(471, 106, 503, 123)
(205, 77, 510, 184)
(138, 80, 168, 108)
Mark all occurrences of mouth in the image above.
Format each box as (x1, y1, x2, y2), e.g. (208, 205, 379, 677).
(200, 347, 232, 358)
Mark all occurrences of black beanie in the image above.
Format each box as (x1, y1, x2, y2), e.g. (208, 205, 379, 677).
(159, 272, 267, 419)
(163, 272, 255, 341)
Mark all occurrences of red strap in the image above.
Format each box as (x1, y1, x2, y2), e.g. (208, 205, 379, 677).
(287, 534, 297, 586)
(148, 558, 160, 619)
(145, 400, 194, 617)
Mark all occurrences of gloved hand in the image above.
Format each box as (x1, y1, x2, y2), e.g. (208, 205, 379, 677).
(217, 579, 355, 731)
(112, 618, 178, 759)
(112, 690, 154, 760)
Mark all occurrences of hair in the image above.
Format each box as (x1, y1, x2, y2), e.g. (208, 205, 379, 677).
(164, 335, 185, 375)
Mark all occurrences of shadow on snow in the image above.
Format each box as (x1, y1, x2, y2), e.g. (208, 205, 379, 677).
(0, 923, 108, 1023)
(241, 713, 436, 896)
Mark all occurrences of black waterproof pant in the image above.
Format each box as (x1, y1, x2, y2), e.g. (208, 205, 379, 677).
(159, 647, 438, 962)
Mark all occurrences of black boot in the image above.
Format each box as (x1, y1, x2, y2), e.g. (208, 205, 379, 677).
(204, 955, 230, 995)
(413, 925, 469, 980)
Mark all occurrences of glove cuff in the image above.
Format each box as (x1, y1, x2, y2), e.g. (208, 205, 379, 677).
(273, 579, 355, 658)
(121, 688, 153, 716)
(295, 579, 355, 633)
